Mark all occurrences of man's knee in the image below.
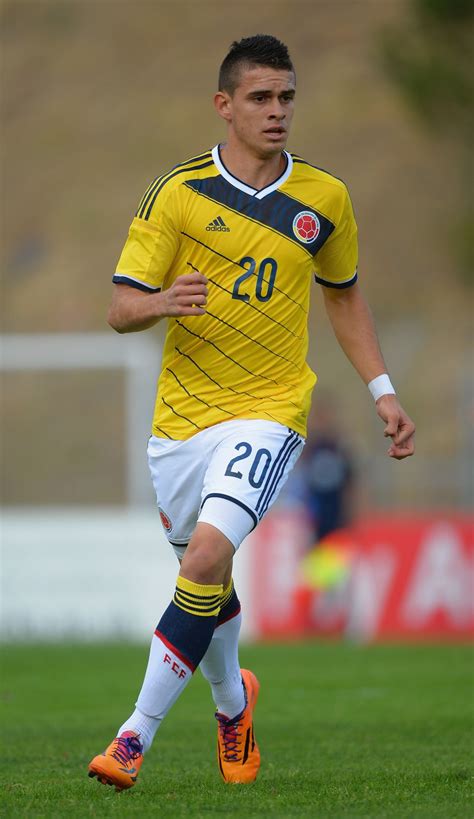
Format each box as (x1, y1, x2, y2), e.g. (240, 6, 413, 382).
(180, 523, 234, 585)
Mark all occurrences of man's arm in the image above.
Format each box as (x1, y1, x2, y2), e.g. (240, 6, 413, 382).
(107, 271, 208, 334)
(322, 281, 415, 460)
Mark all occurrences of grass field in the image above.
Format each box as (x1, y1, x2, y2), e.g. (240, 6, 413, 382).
(1, 642, 472, 817)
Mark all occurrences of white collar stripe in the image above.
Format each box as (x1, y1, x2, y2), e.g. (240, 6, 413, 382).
(212, 145, 293, 199)
(255, 153, 293, 199)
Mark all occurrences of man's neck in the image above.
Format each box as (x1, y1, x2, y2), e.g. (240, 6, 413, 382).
(219, 142, 286, 191)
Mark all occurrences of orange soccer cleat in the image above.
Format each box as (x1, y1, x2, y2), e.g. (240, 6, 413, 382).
(88, 730, 144, 792)
(216, 668, 260, 784)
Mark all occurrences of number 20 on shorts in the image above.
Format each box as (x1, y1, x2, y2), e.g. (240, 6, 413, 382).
(225, 442, 272, 488)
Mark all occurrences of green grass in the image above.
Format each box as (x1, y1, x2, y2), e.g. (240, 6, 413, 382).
(1, 642, 473, 818)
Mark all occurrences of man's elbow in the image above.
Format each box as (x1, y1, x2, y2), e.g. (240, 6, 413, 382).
(107, 307, 126, 334)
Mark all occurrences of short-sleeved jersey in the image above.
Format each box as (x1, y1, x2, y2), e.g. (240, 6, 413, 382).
(114, 145, 358, 440)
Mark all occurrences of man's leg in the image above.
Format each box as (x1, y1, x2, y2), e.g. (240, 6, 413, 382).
(200, 562, 246, 720)
(123, 524, 233, 741)
(186, 507, 260, 784)
(88, 523, 233, 790)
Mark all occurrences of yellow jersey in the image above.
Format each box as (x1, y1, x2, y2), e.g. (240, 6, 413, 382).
(114, 146, 358, 440)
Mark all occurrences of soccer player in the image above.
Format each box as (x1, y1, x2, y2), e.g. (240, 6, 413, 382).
(88, 34, 415, 791)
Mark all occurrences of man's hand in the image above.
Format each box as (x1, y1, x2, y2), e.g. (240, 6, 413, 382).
(161, 271, 208, 317)
(107, 271, 208, 334)
(376, 394, 415, 460)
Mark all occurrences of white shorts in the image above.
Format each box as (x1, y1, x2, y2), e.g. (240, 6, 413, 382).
(147, 419, 304, 557)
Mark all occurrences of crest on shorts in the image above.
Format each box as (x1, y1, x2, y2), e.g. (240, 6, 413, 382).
(159, 506, 173, 533)
(292, 211, 320, 244)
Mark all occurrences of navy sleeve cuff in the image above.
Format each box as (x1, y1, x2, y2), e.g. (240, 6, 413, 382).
(112, 274, 161, 293)
(314, 271, 358, 289)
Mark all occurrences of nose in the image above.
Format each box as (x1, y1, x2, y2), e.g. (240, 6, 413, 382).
(268, 100, 286, 120)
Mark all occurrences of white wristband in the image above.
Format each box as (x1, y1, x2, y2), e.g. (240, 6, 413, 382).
(368, 374, 396, 402)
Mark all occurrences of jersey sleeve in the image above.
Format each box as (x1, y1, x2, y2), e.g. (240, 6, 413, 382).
(113, 184, 181, 292)
(313, 184, 358, 289)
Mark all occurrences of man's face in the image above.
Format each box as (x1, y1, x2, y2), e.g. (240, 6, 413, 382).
(216, 65, 296, 158)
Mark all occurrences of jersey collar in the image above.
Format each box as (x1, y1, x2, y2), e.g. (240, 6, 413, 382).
(212, 144, 293, 200)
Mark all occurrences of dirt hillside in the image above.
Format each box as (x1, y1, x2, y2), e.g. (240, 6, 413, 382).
(1, 0, 471, 507)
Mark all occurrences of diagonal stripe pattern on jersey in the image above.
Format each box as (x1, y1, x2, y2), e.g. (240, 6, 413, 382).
(114, 146, 358, 440)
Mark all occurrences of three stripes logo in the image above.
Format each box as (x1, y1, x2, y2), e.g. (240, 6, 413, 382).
(206, 215, 230, 232)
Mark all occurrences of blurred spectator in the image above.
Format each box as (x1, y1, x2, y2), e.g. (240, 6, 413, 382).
(286, 393, 355, 544)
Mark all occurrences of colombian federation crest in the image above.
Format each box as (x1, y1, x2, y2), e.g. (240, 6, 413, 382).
(292, 211, 320, 243)
(159, 507, 173, 533)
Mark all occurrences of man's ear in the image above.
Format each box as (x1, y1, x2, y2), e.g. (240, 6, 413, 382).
(214, 91, 232, 122)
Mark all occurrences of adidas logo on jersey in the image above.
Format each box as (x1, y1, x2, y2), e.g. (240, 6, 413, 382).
(206, 216, 230, 232)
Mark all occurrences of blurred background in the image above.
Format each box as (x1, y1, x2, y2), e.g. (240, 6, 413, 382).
(1, 0, 473, 641)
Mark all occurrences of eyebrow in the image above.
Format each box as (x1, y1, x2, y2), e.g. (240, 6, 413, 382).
(247, 88, 295, 98)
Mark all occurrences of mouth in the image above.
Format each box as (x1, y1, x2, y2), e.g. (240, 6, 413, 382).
(263, 127, 286, 137)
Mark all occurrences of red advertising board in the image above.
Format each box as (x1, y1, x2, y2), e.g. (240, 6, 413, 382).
(248, 511, 474, 641)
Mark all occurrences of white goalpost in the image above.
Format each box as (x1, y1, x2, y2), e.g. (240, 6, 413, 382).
(2, 331, 162, 505)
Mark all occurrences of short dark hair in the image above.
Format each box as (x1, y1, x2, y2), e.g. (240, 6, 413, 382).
(218, 34, 294, 95)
